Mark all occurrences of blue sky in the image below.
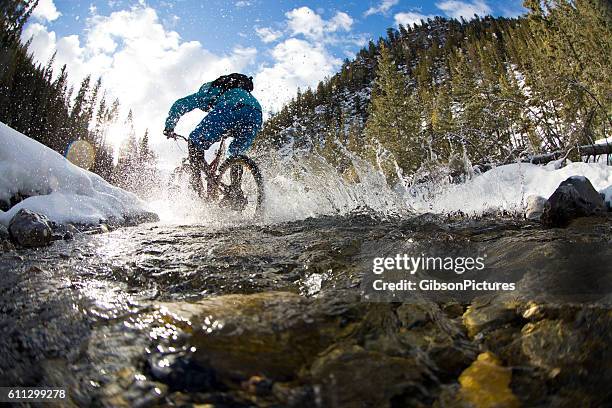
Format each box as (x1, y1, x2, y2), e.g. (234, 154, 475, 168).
(25, 0, 526, 165)
(47, 0, 526, 58)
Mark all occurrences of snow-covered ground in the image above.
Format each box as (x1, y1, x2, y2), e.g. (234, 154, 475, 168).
(0, 122, 154, 227)
(411, 160, 612, 214)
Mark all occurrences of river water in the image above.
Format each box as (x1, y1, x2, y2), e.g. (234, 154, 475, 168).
(1, 154, 611, 407)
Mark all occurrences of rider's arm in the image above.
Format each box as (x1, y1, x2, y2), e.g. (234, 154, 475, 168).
(164, 92, 202, 130)
(164, 82, 220, 130)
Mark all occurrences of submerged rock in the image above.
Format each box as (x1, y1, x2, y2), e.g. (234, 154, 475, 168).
(463, 300, 520, 338)
(309, 344, 430, 408)
(542, 176, 606, 227)
(520, 308, 612, 383)
(99, 367, 168, 407)
(8, 209, 53, 247)
(148, 351, 217, 392)
(157, 292, 360, 382)
(457, 352, 520, 408)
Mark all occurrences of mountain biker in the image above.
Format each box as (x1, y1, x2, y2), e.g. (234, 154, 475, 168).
(163, 73, 263, 192)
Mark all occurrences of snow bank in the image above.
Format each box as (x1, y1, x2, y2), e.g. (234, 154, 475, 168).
(0, 122, 155, 226)
(411, 161, 612, 214)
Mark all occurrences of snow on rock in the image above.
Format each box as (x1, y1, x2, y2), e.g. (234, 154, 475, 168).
(412, 161, 612, 215)
(525, 195, 548, 221)
(0, 122, 158, 227)
(600, 185, 612, 211)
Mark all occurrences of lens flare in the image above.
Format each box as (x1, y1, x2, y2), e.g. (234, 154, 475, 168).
(66, 140, 96, 170)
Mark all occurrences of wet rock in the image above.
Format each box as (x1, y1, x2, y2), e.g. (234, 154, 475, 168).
(51, 223, 78, 241)
(99, 367, 168, 408)
(8, 209, 53, 247)
(148, 351, 217, 392)
(395, 303, 475, 379)
(241, 375, 273, 396)
(308, 344, 431, 408)
(396, 303, 429, 329)
(271, 382, 317, 407)
(457, 352, 520, 408)
(0, 223, 8, 240)
(520, 308, 612, 383)
(1, 239, 16, 252)
(542, 176, 606, 227)
(124, 211, 160, 226)
(157, 292, 359, 382)
(463, 300, 520, 338)
(525, 195, 548, 221)
(441, 301, 465, 319)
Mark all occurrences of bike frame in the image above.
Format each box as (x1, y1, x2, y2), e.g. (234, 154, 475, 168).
(171, 133, 229, 198)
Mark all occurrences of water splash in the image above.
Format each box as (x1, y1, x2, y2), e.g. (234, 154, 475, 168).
(148, 140, 612, 225)
(149, 144, 411, 226)
(258, 146, 409, 222)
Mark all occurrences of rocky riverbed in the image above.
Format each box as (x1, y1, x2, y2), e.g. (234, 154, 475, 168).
(1, 212, 611, 407)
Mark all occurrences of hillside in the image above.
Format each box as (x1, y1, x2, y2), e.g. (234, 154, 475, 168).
(257, 1, 611, 184)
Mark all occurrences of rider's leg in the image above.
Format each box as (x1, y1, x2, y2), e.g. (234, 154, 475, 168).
(189, 108, 234, 151)
(222, 107, 262, 209)
(187, 141, 204, 195)
(227, 106, 263, 157)
(189, 108, 235, 196)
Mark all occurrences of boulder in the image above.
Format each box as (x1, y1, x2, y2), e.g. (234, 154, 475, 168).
(542, 176, 606, 227)
(8, 209, 53, 247)
(525, 195, 549, 221)
(308, 345, 429, 408)
(155, 292, 360, 382)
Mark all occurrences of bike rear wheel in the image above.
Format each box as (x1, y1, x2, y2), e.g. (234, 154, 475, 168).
(215, 155, 265, 218)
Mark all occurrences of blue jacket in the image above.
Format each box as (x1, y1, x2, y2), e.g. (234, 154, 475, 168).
(165, 82, 262, 130)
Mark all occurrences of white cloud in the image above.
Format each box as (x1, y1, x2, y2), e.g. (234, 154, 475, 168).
(254, 38, 341, 113)
(364, 0, 399, 17)
(286, 7, 353, 42)
(394, 12, 433, 27)
(328, 12, 353, 32)
(435, 1, 491, 20)
(31, 0, 61, 22)
(255, 26, 283, 43)
(235, 1, 252, 6)
(252, 7, 356, 113)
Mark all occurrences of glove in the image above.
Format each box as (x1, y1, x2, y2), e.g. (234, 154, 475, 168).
(163, 128, 175, 139)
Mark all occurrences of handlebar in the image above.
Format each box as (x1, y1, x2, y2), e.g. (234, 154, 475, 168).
(166, 132, 189, 142)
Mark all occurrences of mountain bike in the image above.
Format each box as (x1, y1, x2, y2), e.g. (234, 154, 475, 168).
(168, 132, 265, 218)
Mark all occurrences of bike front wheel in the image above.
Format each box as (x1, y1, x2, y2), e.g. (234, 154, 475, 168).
(215, 155, 265, 218)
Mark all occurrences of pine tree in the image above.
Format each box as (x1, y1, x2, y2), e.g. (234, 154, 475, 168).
(365, 43, 422, 180)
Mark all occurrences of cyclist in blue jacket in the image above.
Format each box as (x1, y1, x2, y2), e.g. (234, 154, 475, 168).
(163, 73, 262, 192)
(164, 73, 262, 155)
